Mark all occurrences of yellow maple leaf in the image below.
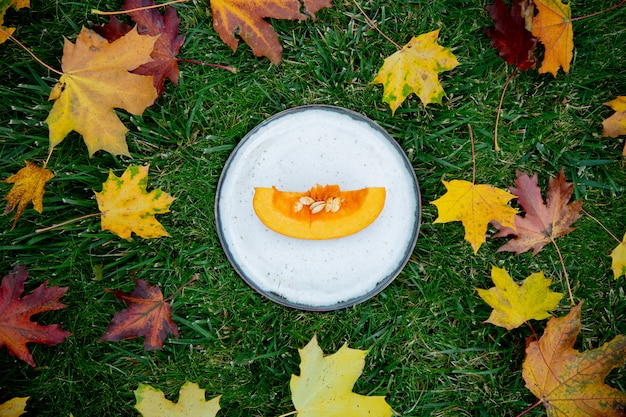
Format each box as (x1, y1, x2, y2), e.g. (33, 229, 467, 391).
(531, 0, 573, 77)
(134, 381, 221, 417)
(522, 302, 626, 416)
(431, 179, 518, 254)
(602, 96, 626, 156)
(3, 160, 54, 229)
(0, 0, 29, 44)
(94, 165, 175, 240)
(45, 27, 158, 157)
(0, 397, 28, 417)
(290, 335, 393, 417)
(476, 266, 563, 330)
(610, 233, 626, 279)
(371, 29, 459, 114)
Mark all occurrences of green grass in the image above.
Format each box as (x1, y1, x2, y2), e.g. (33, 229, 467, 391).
(1, 0, 625, 415)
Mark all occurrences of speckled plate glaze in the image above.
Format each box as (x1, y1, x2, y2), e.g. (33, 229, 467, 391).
(215, 105, 420, 311)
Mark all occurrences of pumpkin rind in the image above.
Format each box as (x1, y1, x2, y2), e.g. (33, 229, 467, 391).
(253, 184, 386, 239)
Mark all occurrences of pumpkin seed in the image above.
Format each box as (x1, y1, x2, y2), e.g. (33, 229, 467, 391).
(326, 197, 341, 213)
(309, 201, 326, 214)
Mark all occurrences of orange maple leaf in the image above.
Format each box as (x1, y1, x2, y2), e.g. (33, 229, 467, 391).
(3, 161, 54, 230)
(209, 0, 331, 65)
(532, 0, 573, 76)
(494, 169, 582, 255)
(45, 27, 157, 157)
(602, 96, 626, 156)
(522, 302, 626, 416)
(94, 165, 175, 240)
(92, 0, 186, 97)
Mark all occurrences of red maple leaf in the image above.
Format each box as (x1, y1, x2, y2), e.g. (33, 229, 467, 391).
(93, 0, 185, 96)
(99, 279, 179, 350)
(494, 169, 583, 255)
(486, 0, 537, 70)
(0, 265, 71, 367)
(91, 15, 132, 42)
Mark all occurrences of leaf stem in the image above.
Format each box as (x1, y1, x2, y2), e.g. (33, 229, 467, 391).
(92, 0, 188, 15)
(494, 67, 518, 151)
(525, 321, 538, 342)
(514, 399, 543, 417)
(571, 0, 626, 21)
(43, 148, 54, 169)
(35, 212, 102, 233)
(164, 274, 199, 302)
(550, 237, 574, 305)
(581, 208, 621, 243)
(177, 58, 238, 74)
(0, 27, 63, 76)
(275, 411, 298, 417)
(351, 0, 401, 50)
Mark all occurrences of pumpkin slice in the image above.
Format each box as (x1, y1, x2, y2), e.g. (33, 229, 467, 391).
(253, 184, 386, 240)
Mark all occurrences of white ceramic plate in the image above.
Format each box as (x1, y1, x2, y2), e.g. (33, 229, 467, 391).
(215, 105, 420, 311)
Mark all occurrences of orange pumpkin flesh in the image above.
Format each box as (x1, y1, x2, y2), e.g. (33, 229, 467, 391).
(253, 184, 386, 239)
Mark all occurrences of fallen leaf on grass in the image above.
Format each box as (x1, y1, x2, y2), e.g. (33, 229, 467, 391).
(486, 0, 537, 70)
(431, 179, 518, 254)
(476, 265, 562, 330)
(290, 335, 394, 417)
(91, 15, 131, 40)
(0, 0, 29, 44)
(99, 279, 178, 350)
(209, 0, 332, 65)
(372, 29, 459, 114)
(610, 233, 626, 279)
(0, 264, 71, 367)
(0, 397, 28, 417)
(494, 169, 582, 255)
(3, 160, 54, 229)
(602, 96, 626, 155)
(92, 0, 185, 96)
(94, 165, 175, 240)
(522, 302, 626, 416)
(45, 27, 157, 157)
(532, 0, 573, 76)
(134, 381, 221, 417)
